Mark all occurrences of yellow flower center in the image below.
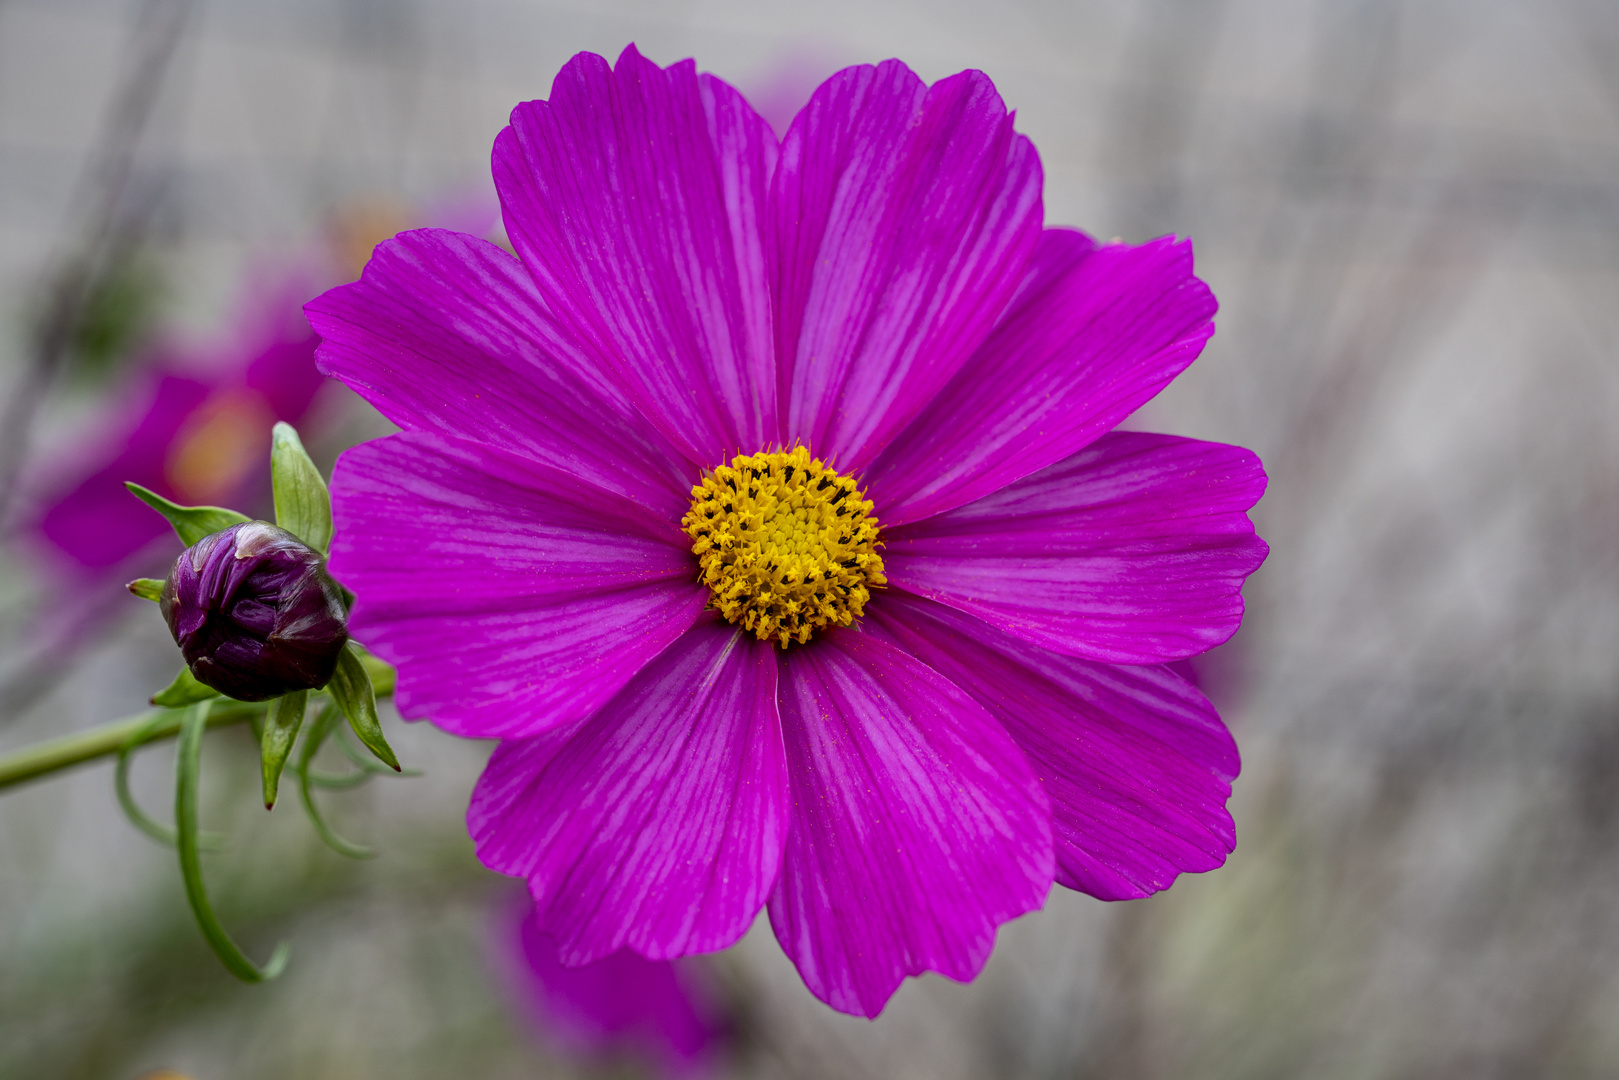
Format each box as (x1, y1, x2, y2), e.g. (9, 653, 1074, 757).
(681, 446, 886, 648)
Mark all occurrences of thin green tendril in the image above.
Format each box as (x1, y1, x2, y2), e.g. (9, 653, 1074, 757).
(116, 710, 223, 850)
(295, 701, 375, 860)
(303, 765, 374, 790)
(176, 700, 290, 982)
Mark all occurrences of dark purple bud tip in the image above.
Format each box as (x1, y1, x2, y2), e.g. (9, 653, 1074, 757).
(160, 522, 349, 702)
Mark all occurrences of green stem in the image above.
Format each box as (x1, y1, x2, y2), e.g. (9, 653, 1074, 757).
(0, 699, 263, 792)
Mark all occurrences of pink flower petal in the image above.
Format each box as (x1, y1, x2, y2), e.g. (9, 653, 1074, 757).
(884, 432, 1268, 664)
(773, 61, 1043, 471)
(868, 230, 1217, 524)
(866, 592, 1238, 900)
(329, 433, 706, 739)
(494, 46, 780, 467)
(470, 617, 786, 964)
(768, 629, 1053, 1017)
(307, 228, 694, 521)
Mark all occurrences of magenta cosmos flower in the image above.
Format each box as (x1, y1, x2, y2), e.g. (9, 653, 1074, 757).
(308, 46, 1268, 1018)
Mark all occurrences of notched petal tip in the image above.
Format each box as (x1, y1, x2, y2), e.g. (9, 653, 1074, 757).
(768, 630, 1052, 1017)
(774, 57, 1043, 472)
(867, 592, 1241, 905)
(470, 620, 787, 965)
(884, 432, 1269, 665)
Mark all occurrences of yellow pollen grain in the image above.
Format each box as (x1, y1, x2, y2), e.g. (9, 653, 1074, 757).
(681, 446, 886, 648)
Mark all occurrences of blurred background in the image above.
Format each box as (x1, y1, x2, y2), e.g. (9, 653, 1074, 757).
(1, 0, 1616, 1077)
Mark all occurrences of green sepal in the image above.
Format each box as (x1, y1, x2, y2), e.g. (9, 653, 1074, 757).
(303, 728, 420, 790)
(175, 700, 291, 982)
(151, 666, 220, 708)
(270, 422, 332, 553)
(328, 642, 400, 772)
(260, 690, 307, 809)
(125, 482, 249, 547)
(126, 578, 165, 602)
(350, 642, 396, 698)
(336, 723, 420, 777)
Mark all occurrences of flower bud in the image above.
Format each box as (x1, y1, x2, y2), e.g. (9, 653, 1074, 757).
(160, 521, 348, 701)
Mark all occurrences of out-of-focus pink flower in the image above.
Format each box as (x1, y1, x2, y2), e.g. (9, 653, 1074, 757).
(499, 893, 726, 1077)
(31, 261, 328, 581)
(738, 50, 842, 137)
(23, 188, 498, 597)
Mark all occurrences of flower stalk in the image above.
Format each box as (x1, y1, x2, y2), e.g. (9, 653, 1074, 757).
(0, 649, 396, 793)
(0, 699, 262, 791)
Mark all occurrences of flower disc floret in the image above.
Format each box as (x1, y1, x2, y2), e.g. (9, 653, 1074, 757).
(681, 447, 886, 647)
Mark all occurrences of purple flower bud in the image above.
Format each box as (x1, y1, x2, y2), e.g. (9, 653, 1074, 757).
(160, 521, 348, 701)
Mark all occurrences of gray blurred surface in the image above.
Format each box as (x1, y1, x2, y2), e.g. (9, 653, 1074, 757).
(2, 0, 1617, 1077)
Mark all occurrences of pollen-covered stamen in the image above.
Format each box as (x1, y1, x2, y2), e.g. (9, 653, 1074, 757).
(681, 446, 886, 648)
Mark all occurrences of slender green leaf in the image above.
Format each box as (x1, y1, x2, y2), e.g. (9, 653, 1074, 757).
(175, 700, 290, 982)
(328, 643, 399, 771)
(270, 422, 332, 552)
(259, 690, 307, 809)
(150, 666, 219, 708)
(295, 701, 375, 859)
(126, 578, 165, 602)
(114, 711, 223, 849)
(124, 482, 249, 547)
